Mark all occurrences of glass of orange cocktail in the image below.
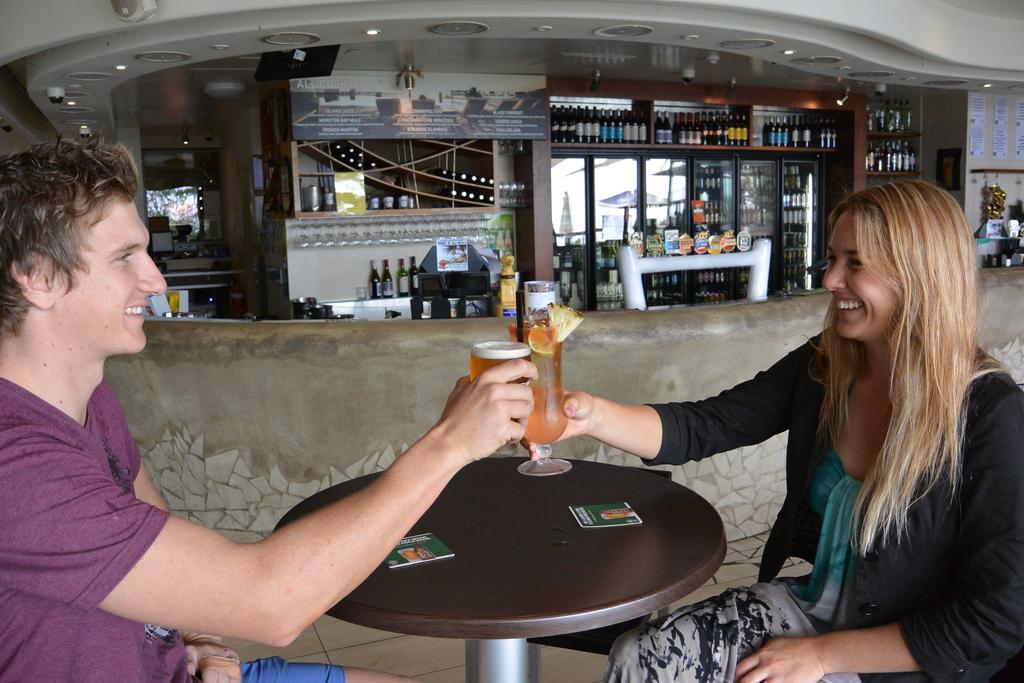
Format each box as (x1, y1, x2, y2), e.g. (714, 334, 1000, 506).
(508, 303, 583, 476)
(518, 324, 572, 476)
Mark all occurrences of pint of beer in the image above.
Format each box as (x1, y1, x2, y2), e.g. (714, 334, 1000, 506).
(469, 340, 531, 380)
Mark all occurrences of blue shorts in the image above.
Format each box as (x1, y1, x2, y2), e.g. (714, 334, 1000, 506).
(241, 656, 345, 683)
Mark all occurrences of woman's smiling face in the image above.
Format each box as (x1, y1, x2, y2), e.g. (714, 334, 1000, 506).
(823, 212, 898, 351)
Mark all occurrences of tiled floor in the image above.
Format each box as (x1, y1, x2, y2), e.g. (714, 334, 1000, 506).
(223, 532, 809, 682)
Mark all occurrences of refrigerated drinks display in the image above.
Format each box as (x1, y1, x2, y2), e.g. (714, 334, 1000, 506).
(689, 159, 736, 304)
(550, 157, 587, 310)
(593, 157, 638, 310)
(643, 158, 689, 305)
(738, 160, 778, 298)
(549, 150, 823, 310)
(781, 160, 820, 293)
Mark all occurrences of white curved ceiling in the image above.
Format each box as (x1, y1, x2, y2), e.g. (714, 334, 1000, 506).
(3, 0, 1024, 140)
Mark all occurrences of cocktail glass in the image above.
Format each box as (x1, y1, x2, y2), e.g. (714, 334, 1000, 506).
(516, 324, 571, 476)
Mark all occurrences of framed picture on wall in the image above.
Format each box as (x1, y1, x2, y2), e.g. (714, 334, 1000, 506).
(936, 148, 962, 191)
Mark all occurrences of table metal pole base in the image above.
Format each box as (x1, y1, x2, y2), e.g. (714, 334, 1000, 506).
(465, 638, 528, 683)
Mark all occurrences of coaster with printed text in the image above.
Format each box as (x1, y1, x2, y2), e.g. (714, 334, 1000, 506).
(570, 502, 643, 529)
(385, 533, 455, 568)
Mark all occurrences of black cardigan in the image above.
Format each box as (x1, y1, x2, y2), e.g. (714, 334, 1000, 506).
(648, 339, 1024, 682)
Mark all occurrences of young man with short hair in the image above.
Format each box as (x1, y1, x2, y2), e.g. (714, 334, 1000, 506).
(0, 139, 535, 682)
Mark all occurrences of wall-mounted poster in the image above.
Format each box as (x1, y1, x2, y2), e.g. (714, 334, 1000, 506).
(290, 71, 548, 140)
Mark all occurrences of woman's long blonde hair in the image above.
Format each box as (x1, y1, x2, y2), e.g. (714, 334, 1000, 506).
(817, 180, 1001, 552)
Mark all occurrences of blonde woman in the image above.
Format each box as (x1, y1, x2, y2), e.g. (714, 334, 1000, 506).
(553, 181, 1024, 682)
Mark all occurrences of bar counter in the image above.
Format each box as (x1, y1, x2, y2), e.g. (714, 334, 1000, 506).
(105, 269, 1024, 543)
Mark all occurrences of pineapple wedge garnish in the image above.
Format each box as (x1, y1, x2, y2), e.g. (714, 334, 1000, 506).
(548, 303, 583, 343)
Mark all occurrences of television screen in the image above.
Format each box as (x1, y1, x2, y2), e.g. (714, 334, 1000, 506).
(254, 45, 340, 82)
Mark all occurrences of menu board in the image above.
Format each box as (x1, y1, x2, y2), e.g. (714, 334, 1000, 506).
(993, 96, 1009, 160)
(290, 71, 548, 140)
(968, 92, 987, 159)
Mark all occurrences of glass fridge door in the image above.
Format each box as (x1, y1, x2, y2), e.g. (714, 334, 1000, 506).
(550, 157, 588, 309)
(593, 157, 639, 310)
(738, 159, 778, 296)
(781, 159, 819, 293)
(643, 157, 689, 305)
(691, 158, 736, 304)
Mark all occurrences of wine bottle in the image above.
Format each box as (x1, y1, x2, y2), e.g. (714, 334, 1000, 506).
(397, 258, 409, 297)
(408, 256, 420, 296)
(369, 260, 382, 299)
(381, 259, 394, 298)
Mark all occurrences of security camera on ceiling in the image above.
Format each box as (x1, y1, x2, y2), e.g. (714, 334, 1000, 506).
(111, 0, 158, 23)
(46, 86, 65, 104)
(874, 83, 887, 96)
(681, 66, 696, 84)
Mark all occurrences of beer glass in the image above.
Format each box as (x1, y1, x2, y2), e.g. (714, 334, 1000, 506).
(470, 340, 531, 457)
(518, 325, 571, 476)
(469, 340, 530, 380)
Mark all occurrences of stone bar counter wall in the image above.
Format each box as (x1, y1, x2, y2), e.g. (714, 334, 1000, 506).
(105, 270, 1024, 543)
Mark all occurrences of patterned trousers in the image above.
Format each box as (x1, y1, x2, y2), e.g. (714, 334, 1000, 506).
(605, 581, 861, 683)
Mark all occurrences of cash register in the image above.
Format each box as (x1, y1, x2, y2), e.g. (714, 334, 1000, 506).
(412, 244, 494, 319)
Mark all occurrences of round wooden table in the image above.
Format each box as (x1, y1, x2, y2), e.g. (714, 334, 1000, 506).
(277, 457, 725, 682)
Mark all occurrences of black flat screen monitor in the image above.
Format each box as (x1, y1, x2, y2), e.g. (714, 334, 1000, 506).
(254, 45, 340, 82)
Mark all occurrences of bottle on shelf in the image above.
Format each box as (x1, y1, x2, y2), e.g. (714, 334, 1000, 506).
(408, 256, 419, 297)
(369, 260, 382, 299)
(381, 259, 394, 298)
(397, 258, 409, 297)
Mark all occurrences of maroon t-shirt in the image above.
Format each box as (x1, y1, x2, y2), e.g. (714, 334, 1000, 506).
(0, 378, 195, 681)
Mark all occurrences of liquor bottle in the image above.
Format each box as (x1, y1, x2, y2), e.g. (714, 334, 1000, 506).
(369, 260, 382, 299)
(397, 258, 409, 297)
(381, 259, 394, 298)
(408, 256, 419, 296)
(637, 112, 648, 144)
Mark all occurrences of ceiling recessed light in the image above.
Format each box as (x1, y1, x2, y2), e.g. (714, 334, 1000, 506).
(66, 100, 77, 106)
(62, 119, 97, 125)
(925, 79, 968, 87)
(903, 76, 917, 81)
(364, 28, 382, 36)
(1011, 85, 1024, 91)
(680, 34, 701, 41)
(533, 25, 554, 32)
(782, 49, 796, 55)
(982, 83, 993, 88)
(57, 105, 93, 113)
(114, 64, 127, 71)
(210, 44, 231, 50)
(261, 32, 321, 46)
(64, 90, 88, 98)
(135, 51, 191, 63)
(837, 65, 852, 71)
(65, 72, 113, 81)
(718, 38, 775, 50)
(428, 21, 489, 35)
(593, 24, 653, 37)
(791, 55, 843, 65)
